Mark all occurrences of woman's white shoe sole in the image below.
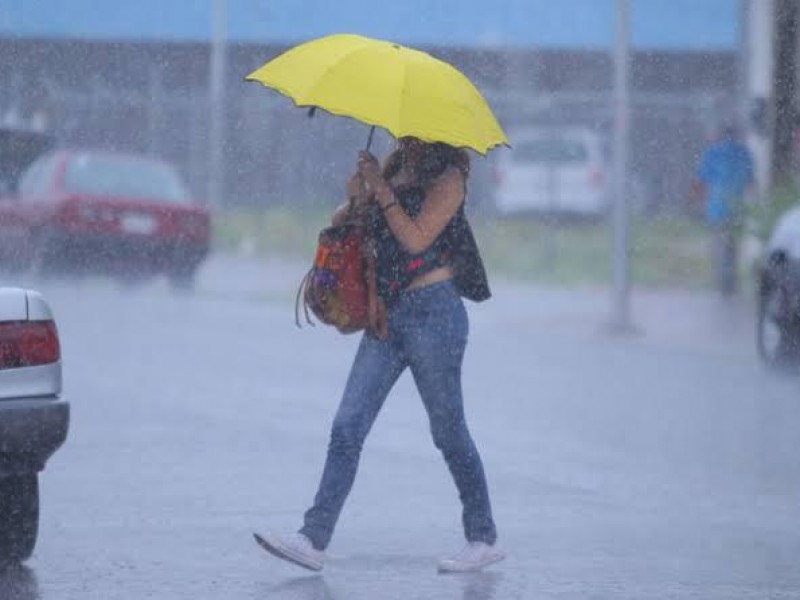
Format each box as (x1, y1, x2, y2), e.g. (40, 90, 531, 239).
(437, 551, 506, 573)
(253, 533, 324, 572)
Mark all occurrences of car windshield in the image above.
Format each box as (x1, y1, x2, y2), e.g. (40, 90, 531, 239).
(513, 138, 588, 162)
(64, 154, 191, 203)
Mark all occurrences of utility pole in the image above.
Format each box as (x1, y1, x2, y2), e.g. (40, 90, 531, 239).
(772, 0, 798, 184)
(207, 0, 227, 209)
(609, 0, 634, 332)
(147, 63, 163, 156)
(743, 0, 776, 202)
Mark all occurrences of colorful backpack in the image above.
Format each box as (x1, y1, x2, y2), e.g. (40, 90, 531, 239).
(295, 220, 380, 335)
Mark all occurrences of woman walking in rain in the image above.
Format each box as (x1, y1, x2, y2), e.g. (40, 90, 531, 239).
(255, 136, 504, 573)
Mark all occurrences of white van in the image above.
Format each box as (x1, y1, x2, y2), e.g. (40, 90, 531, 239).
(492, 127, 609, 217)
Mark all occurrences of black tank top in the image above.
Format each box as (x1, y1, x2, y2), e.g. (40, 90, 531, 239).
(370, 184, 491, 306)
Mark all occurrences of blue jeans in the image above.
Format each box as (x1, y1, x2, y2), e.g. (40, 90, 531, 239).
(299, 280, 498, 550)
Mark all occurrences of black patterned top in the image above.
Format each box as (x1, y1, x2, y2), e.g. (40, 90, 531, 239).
(370, 184, 491, 306)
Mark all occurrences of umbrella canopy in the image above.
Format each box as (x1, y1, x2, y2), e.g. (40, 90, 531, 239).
(245, 33, 509, 155)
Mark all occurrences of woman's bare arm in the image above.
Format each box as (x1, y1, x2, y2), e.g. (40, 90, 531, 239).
(371, 167, 465, 254)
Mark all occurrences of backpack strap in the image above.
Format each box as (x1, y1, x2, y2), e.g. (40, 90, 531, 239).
(362, 227, 381, 337)
(295, 267, 315, 328)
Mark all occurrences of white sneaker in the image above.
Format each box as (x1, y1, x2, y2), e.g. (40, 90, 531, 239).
(253, 532, 326, 571)
(437, 541, 506, 573)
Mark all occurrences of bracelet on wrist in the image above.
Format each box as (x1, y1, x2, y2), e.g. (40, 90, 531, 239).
(381, 200, 399, 213)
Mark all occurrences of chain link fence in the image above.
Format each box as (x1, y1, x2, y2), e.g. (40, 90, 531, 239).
(0, 40, 738, 219)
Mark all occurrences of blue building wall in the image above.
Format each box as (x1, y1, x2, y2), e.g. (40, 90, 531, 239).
(0, 0, 740, 50)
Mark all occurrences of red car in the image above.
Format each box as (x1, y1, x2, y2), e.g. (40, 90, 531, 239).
(0, 145, 211, 288)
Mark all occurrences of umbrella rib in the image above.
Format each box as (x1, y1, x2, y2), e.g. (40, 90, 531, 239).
(300, 43, 405, 137)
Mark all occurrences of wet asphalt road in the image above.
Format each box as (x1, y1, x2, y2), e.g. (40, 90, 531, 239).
(2, 254, 800, 599)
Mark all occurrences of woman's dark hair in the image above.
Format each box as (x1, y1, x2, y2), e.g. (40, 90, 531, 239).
(383, 140, 470, 188)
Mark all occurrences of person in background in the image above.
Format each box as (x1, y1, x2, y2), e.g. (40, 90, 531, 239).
(694, 123, 755, 296)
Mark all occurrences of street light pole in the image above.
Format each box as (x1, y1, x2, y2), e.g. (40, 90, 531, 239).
(610, 0, 634, 332)
(208, 0, 227, 209)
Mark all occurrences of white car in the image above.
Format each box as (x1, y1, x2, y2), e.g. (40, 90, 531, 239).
(757, 206, 800, 367)
(0, 287, 69, 562)
(492, 127, 609, 217)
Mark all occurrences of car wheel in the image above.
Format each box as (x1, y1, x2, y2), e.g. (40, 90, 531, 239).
(758, 282, 800, 368)
(2, 240, 31, 275)
(0, 475, 39, 563)
(167, 265, 197, 292)
(28, 229, 61, 277)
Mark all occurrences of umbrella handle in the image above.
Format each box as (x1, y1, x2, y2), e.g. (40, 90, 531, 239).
(365, 126, 375, 152)
(309, 107, 373, 153)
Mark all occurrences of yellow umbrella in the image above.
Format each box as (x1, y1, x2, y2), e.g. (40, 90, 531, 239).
(245, 33, 509, 155)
